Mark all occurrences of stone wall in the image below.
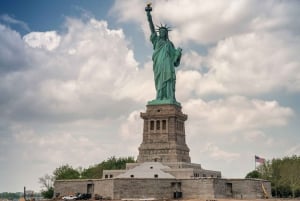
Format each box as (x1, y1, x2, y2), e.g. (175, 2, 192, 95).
(54, 177, 271, 200)
(54, 179, 94, 197)
(55, 178, 177, 200)
(229, 179, 271, 199)
(179, 178, 271, 199)
(212, 178, 271, 199)
(112, 178, 175, 199)
(93, 179, 114, 198)
(181, 178, 215, 199)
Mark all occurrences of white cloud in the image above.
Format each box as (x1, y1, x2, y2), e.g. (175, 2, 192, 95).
(200, 142, 240, 162)
(183, 96, 294, 135)
(175, 32, 300, 97)
(243, 130, 266, 142)
(176, 70, 202, 101)
(0, 18, 146, 121)
(285, 144, 300, 156)
(23, 31, 61, 51)
(242, 130, 274, 146)
(112, 0, 300, 44)
(119, 110, 143, 155)
(181, 50, 204, 70)
(0, 18, 147, 192)
(0, 14, 30, 31)
(205, 32, 300, 95)
(112, 61, 155, 103)
(111, 0, 145, 24)
(12, 124, 107, 166)
(0, 24, 29, 72)
(120, 110, 142, 140)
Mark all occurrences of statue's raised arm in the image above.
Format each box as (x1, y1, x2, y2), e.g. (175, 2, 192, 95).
(145, 3, 156, 35)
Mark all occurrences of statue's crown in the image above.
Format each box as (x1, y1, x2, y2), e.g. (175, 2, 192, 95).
(156, 24, 172, 32)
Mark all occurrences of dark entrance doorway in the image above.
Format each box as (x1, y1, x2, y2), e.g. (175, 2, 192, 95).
(87, 183, 94, 194)
(225, 183, 233, 197)
(173, 191, 182, 199)
(172, 182, 182, 199)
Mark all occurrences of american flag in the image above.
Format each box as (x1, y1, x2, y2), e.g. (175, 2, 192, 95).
(255, 155, 265, 163)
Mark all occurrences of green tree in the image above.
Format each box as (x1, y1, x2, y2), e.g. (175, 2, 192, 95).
(81, 156, 135, 179)
(247, 155, 300, 198)
(41, 187, 54, 199)
(279, 156, 300, 198)
(257, 160, 273, 180)
(101, 156, 135, 170)
(245, 170, 261, 178)
(40, 156, 136, 195)
(0, 192, 22, 200)
(53, 164, 80, 180)
(39, 174, 54, 198)
(81, 164, 103, 179)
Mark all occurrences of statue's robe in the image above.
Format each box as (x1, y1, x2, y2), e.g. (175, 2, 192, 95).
(151, 33, 181, 101)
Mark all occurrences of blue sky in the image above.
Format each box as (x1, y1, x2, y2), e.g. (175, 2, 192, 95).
(0, 0, 300, 193)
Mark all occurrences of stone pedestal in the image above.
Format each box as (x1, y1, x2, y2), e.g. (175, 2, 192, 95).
(137, 104, 191, 163)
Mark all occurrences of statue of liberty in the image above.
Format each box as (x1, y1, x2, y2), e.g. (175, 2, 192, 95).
(145, 3, 182, 106)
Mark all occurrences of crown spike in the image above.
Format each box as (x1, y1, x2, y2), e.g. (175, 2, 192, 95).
(155, 23, 173, 32)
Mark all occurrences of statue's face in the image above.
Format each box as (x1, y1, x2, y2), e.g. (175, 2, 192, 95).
(159, 28, 168, 39)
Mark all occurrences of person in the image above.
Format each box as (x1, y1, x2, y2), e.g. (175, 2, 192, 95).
(146, 5, 182, 104)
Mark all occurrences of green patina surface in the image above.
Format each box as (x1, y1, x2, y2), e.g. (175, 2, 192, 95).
(147, 99, 181, 106)
(146, 4, 182, 106)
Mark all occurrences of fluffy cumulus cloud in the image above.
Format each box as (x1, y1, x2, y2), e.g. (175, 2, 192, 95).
(112, 0, 300, 44)
(0, 18, 145, 123)
(184, 96, 293, 136)
(0, 24, 29, 73)
(0, 17, 147, 191)
(23, 31, 61, 51)
(200, 143, 240, 162)
(12, 126, 98, 164)
(182, 95, 294, 176)
(205, 32, 300, 94)
(119, 109, 143, 155)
